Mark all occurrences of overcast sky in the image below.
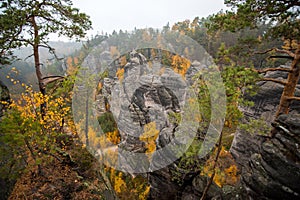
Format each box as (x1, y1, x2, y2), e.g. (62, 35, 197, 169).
(54, 0, 227, 40)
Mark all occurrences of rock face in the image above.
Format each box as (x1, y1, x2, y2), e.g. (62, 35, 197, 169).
(0, 80, 10, 116)
(148, 169, 222, 200)
(231, 113, 300, 199)
(0, 81, 11, 199)
(92, 50, 225, 199)
(92, 50, 300, 199)
(241, 67, 300, 122)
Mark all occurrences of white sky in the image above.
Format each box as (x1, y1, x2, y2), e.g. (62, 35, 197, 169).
(8, 1, 228, 92)
(53, 0, 227, 41)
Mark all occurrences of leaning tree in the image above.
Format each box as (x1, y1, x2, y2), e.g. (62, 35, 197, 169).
(208, 0, 300, 118)
(0, 0, 92, 99)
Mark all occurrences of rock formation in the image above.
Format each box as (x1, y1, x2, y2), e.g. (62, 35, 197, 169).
(231, 113, 300, 199)
(92, 50, 224, 198)
(0, 81, 12, 199)
(90, 48, 300, 199)
(0, 80, 10, 117)
(241, 67, 300, 122)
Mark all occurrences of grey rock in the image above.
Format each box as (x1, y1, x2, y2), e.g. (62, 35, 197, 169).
(148, 167, 182, 200)
(241, 66, 300, 122)
(0, 80, 12, 200)
(92, 51, 224, 199)
(192, 175, 222, 198)
(0, 80, 10, 116)
(231, 113, 300, 199)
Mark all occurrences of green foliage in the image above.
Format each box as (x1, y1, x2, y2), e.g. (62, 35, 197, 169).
(171, 44, 259, 185)
(179, 139, 203, 167)
(172, 16, 283, 69)
(209, 0, 300, 40)
(171, 138, 205, 186)
(0, 108, 27, 181)
(222, 65, 259, 124)
(207, 0, 300, 118)
(239, 118, 272, 136)
(167, 111, 182, 125)
(0, 0, 92, 64)
(0, 83, 74, 179)
(97, 112, 117, 134)
(172, 17, 210, 49)
(194, 64, 259, 128)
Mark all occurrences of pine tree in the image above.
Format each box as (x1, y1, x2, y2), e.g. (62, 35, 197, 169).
(0, 0, 92, 113)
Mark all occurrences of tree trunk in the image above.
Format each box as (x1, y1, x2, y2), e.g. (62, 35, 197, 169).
(85, 88, 89, 147)
(276, 43, 300, 117)
(31, 16, 46, 115)
(200, 131, 223, 200)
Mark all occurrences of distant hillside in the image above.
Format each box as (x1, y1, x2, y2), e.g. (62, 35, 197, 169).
(13, 41, 82, 63)
(0, 41, 82, 95)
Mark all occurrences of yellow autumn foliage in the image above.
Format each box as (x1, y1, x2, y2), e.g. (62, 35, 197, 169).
(9, 86, 72, 133)
(107, 130, 121, 145)
(139, 122, 159, 159)
(201, 146, 239, 187)
(120, 56, 127, 66)
(116, 68, 124, 81)
(171, 55, 191, 77)
(106, 167, 150, 200)
(282, 39, 298, 50)
(110, 46, 120, 59)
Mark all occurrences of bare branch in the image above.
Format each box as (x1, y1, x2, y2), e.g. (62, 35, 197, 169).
(256, 48, 296, 58)
(261, 78, 287, 85)
(285, 96, 300, 101)
(41, 76, 65, 85)
(38, 44, 54, 51)
(269, 55, 294, 60)
(275, 48, 295, 57)
(256, 67, 292, 73)
(254, 48, 275, 54)
(200, 132, 223, 200)
(24, 54, 34, 61)
(39, 42, 64, 60)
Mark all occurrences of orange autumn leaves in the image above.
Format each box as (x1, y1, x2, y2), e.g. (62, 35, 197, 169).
(107, 167, 150, 200)
(171, 54, 191, 78)
(139, 122, 160, 159)
(201, 146, 239, 187)
(66, 56, 79, 75)
(115, 53, 191, 81)
(116, 68, 124, 81)
(4, 86, 72, 133)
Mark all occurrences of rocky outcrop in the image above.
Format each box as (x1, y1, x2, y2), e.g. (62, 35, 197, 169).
(241, 67, 300, 122)
(0, 80, 10, 116)
(91, 49, 300, 199)
(92, 50, 225, 199)
(0, 80, 11, 200)
(148, 168, 223, 200)
(231, 113, 300, 199)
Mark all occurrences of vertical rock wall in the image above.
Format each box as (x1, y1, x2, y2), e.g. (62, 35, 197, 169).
(231, 113, 300, 199)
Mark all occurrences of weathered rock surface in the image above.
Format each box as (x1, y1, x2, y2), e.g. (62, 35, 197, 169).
(90, 49, 300, 199)
(0, 80, 10, 117)
(94, 50, 201, 173)
(241, 67, 300, 122)
(93, 51, 225, 198)
(0, 80, 12, 200)
(231, 113, 300, 200)
(148, 167, 222, 200)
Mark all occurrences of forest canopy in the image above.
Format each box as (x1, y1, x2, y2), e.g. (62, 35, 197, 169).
(0, 0, 300, 199)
